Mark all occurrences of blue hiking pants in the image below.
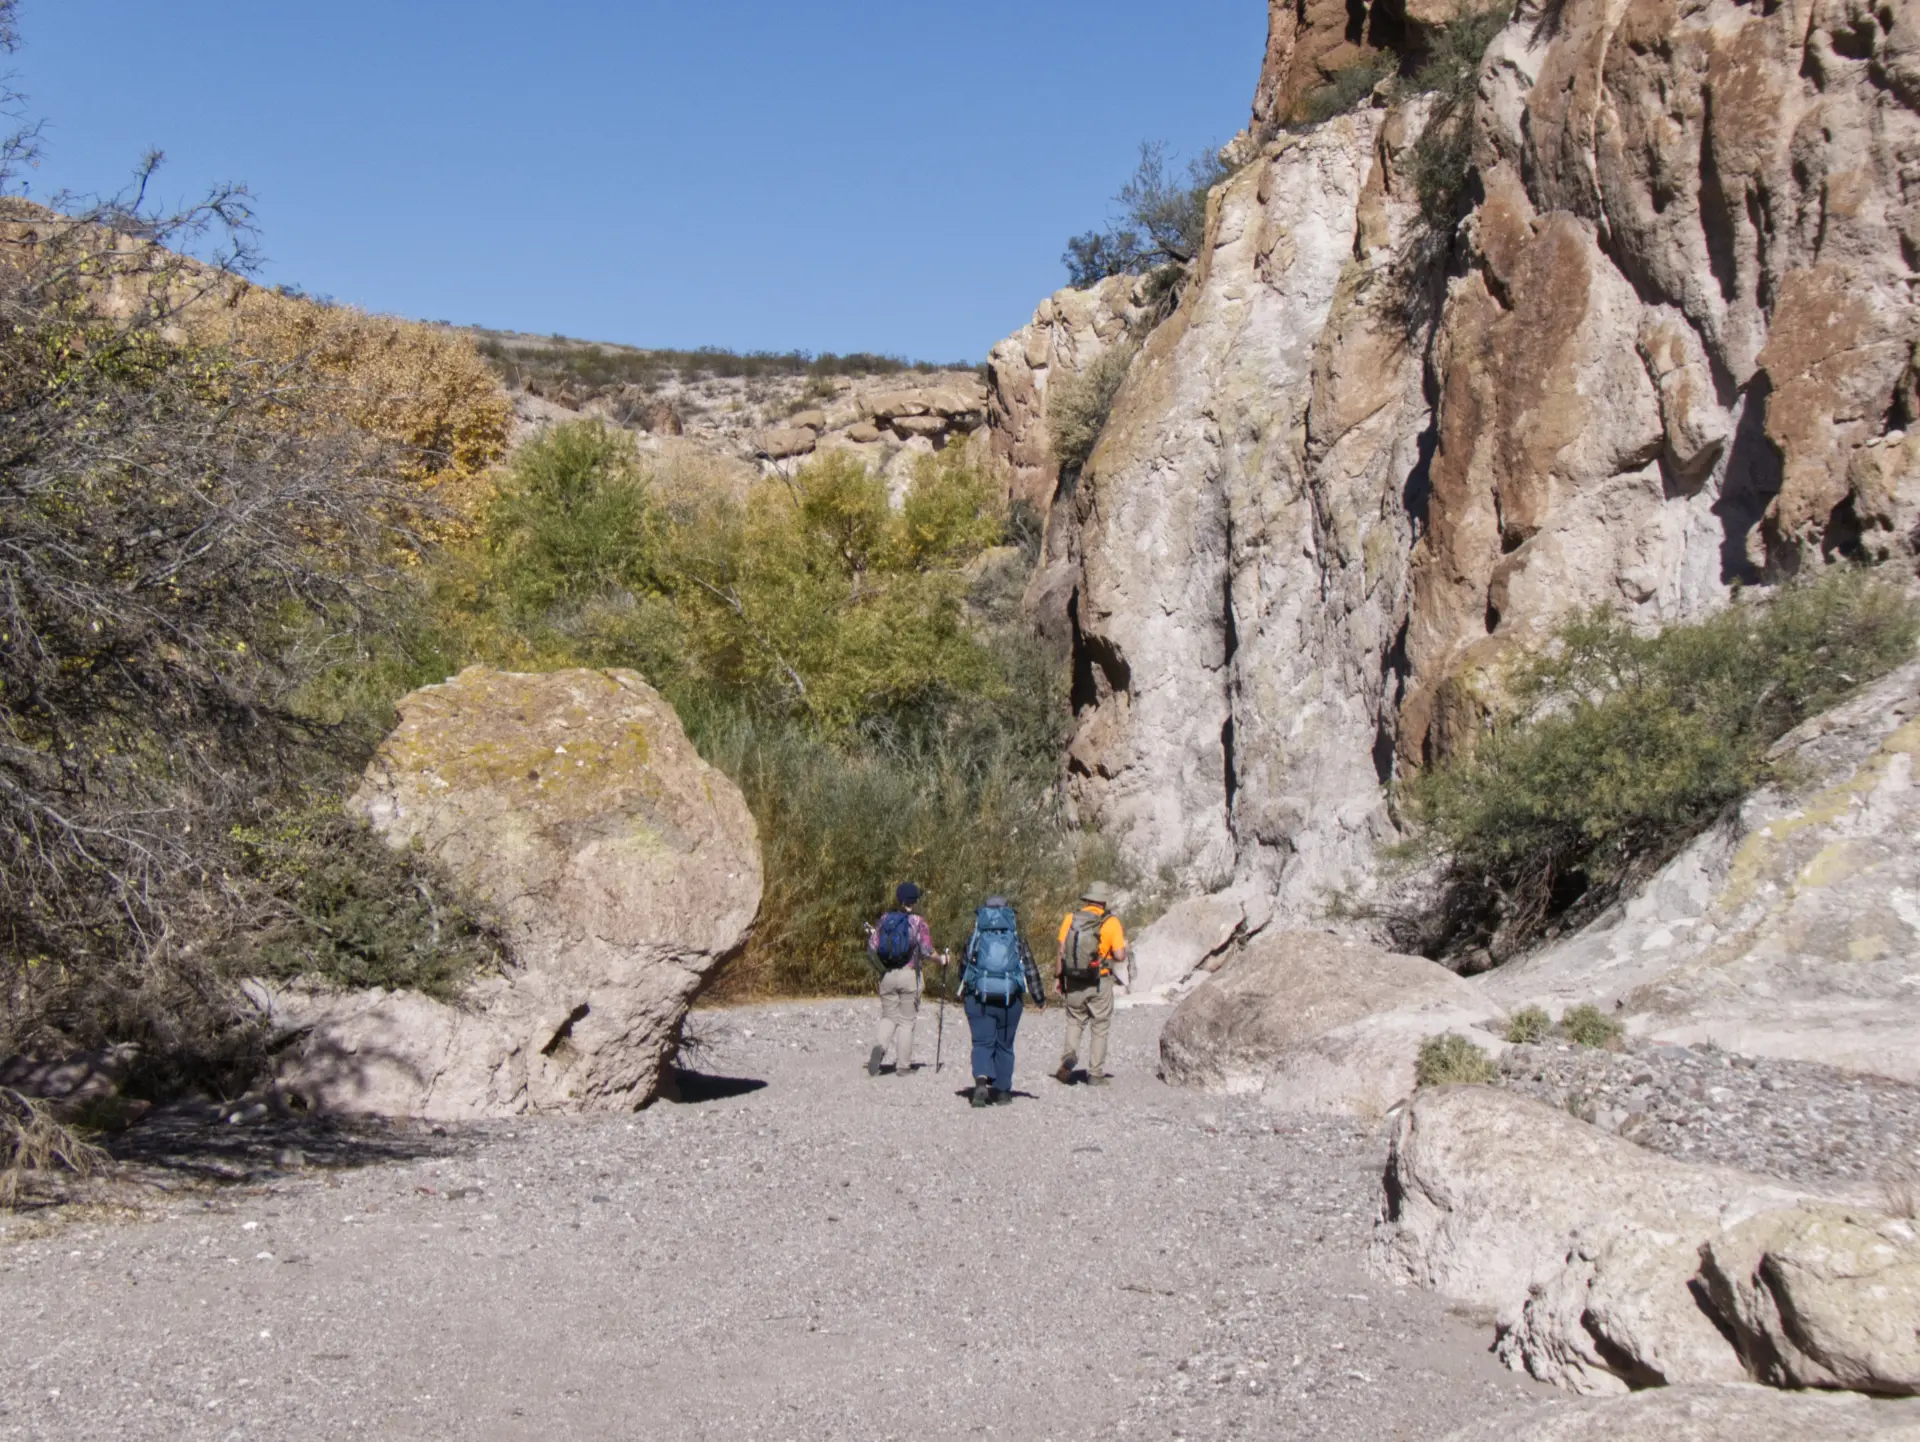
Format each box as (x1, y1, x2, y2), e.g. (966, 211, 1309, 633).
(963, 992, 1023, 1092)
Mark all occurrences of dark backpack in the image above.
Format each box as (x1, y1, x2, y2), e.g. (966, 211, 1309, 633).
(1061, 908, 1106, 985)
(966, 905, 1025, 1002)
(875, 910, 917, 968)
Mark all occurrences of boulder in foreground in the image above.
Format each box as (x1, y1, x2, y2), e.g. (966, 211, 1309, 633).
(1373, 1086, 1920, 1397)
(268, 667, 760, 1118)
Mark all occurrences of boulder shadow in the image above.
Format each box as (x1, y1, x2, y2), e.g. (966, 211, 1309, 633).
(662, 1068, 768, 1104)
(108, 1105, 455, 1187)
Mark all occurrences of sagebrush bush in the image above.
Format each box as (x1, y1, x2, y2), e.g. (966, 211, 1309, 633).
(1048, 345, 1137, 480)
(1504, 1005, 1551, 1044)
(1560, 1004, 1625, 1050)
(1399, 568, 1920, 962)
(1416, 1032, 1497, 1086)
(229, 800, 506, 1000)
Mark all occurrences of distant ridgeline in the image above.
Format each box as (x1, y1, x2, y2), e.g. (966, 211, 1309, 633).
(464, 328, 982, 403)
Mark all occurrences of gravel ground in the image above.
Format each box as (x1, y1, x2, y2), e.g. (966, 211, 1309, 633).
(1494, 1037, 1920, 1195)
(0, 1000, 1551, 1441)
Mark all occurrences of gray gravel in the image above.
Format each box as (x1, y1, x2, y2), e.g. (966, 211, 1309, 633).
(0, 1000, 1549, 1440)
(1494, 1037, 1920, 1194)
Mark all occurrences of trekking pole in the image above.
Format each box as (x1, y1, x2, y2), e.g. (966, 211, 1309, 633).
(935, 950, 951, 1072)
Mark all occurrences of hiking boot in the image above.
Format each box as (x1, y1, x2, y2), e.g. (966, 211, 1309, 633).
(1054, 1061, 1075, 1085)
(971, 1080, 992, 1108)
(1085, 1073, 1111, 1087)
(867, 1046, 886, 1077)
(990, 1089, 1014, 1106)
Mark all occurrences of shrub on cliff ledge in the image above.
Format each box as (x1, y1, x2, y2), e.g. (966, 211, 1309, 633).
(1399, 568, 1920, 963)
(1063, 142, 1230, 289)
(1047, 344, 1137, 482)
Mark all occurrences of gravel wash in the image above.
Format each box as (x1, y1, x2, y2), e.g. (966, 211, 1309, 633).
(1494, 1037, 1920, 1195)
(0, 999, 1550, 1441)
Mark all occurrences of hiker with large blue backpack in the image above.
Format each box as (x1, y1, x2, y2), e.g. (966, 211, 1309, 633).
(866, 881, 935, 1077)
(955, 895, 1046, 1108)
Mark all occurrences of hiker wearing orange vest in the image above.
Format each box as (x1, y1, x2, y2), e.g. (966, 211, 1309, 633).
(1053, 883, 1129, 1086)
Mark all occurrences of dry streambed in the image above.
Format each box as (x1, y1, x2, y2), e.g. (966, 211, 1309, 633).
(0, 1001, 1546, 1441)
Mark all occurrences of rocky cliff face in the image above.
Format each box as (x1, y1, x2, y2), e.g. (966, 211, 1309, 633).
(991, 0, 1920, 912)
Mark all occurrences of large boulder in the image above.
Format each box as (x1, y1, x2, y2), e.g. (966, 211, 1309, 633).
(1480, 661, 1920, 1081)
(1438, 1384, 1920, 1442)
(1159, 930, 1504, 1114)
(269, 667, 761, 1118)
(1699, 1205, 1920, 1395)
(1369, 1087, 1883, 1395)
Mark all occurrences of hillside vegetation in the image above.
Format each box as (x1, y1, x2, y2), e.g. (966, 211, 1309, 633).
(1396, 569, 1920, 963)
(0, 188, 514, 1086)
(330, 421, 1099, 999)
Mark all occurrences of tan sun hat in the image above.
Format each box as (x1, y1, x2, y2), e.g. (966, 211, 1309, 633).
(1080, 882, 1114, 907)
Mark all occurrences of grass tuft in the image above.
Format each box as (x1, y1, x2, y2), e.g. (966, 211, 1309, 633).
(1504, 1005, 1552, 1044)
(1416, 1032, 1497, 1086)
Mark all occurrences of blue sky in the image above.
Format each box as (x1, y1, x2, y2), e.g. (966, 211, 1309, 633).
(17, 2, 1265, 360)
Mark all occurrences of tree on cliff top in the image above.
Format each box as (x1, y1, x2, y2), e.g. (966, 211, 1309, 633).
(1062, 142, 1230, 289)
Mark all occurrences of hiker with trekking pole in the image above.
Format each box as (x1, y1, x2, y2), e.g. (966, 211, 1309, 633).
(954, 895, 1045, 1107)
(866, 882, 935, 1077)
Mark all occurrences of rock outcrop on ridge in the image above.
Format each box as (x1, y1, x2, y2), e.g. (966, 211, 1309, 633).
(988, 0, 1920, 916)
(266, 667, 761, 1118)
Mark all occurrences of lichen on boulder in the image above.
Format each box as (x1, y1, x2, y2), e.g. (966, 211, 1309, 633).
(267, 666, 761, 1118)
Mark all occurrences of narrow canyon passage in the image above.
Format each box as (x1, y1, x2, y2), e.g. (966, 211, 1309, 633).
(2, 1004, 1546, 1441)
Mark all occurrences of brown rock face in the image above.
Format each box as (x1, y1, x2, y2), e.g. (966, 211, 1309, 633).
(1403, 0, 1920, 758)
(271, 667, 761, 1118)
(989, 0, 1920, 915)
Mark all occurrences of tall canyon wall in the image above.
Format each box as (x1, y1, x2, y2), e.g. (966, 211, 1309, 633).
(989, 0, 1920, 915)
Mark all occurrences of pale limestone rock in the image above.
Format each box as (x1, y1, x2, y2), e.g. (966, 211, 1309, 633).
(842, 420, 883, 445)
(1371, 1088, 1812, 1389)
(787, 408, 826, 431)
(1700, 1204, 1920, 1394)
(1480, 661, 1920, 1081)
(1438, 1384, 1920, 1442)
(1159, 930, 1504, 1113)
(1065, 111, 1429, 908)
(1129, 886, 1271, 997)
(272, 667, 761, 1118)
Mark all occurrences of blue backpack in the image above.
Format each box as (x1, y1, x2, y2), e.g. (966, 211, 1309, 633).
(875, 910, 917, 968)
(965, 905, 1025, 1002)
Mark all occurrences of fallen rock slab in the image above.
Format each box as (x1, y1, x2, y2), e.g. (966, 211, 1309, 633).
(269, 667, 761, 1118)
(1371, 1087, 1812, 1393)
(1159, 930, 1504, 1114)
(1439, 1383, 1920, 1442)
(1700, 1204, 1920, 1395)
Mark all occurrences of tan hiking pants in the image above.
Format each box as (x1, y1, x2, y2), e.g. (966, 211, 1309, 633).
(875, 966, 920, 1070)
(1059, 975, 1115, 1074)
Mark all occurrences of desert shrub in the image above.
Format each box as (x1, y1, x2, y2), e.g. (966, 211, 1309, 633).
(214, 289, 511, 523)
(0, 1087, 107, 1207)
(1295, 52, 1398, 125)
(1063, 142, 1231, 288)
(1399, 568, 1920, 961)
(1415, 1032, 1497, 1086)
(1399, 6, 1512, 233)
(1559, 1003, 1624, 1050)
(1504, 1005, 1551, 1044)
(1048, 344, 1137, 480)
(228, 800, 506, 1000)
